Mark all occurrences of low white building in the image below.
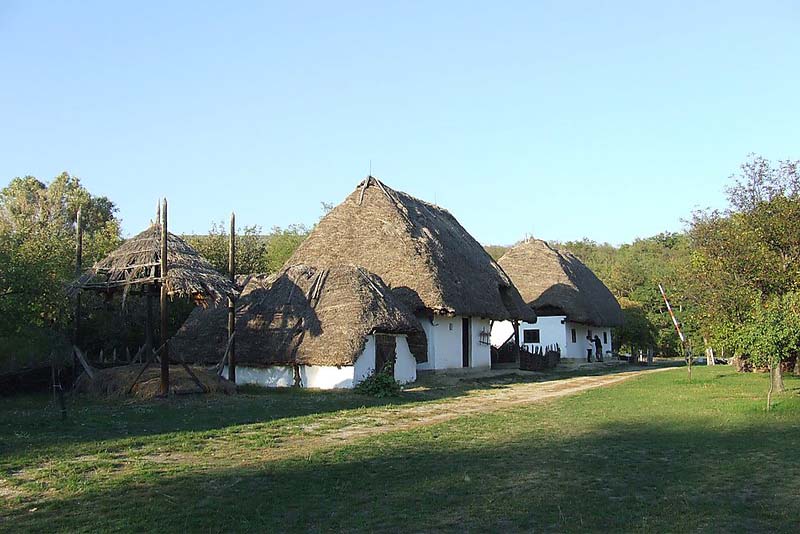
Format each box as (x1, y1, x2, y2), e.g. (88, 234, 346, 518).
(491, 239, 623, 362)
(172, 264, 423, 389)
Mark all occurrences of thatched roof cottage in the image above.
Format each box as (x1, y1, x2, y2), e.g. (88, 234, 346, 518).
(491, 238, 623, 361)
(287, 176, 536, 372)
(172, 264, 423, 388)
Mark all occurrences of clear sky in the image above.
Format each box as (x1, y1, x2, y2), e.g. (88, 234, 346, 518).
(1, 1, 798, 245)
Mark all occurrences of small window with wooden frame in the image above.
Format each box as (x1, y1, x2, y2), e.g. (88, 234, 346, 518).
(523, 329, 540, 344)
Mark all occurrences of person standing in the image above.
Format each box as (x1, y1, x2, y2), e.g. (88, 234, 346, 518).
(586, 335, 593, 362)
(593, 335, 604, 362)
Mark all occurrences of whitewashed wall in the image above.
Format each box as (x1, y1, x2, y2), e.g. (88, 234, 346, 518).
(470, 317, 492, 369)
(393, 335, 417, 384)
(492, 316, 614, 361)
(563, 322, 613, 360)
(224, 333, 417, 389)
(417, 313, 491, 371)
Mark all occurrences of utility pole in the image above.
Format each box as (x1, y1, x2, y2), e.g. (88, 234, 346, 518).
(658, 283, 692, 381)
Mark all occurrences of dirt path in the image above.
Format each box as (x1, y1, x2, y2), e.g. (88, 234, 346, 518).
(305, 366, 677, 446)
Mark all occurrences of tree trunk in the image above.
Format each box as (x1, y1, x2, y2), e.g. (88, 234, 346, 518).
(794, 356, 800, 377)
(771, 363, 785, 393)
(703, 337, 716, 366)
(767, 364, 775, 411)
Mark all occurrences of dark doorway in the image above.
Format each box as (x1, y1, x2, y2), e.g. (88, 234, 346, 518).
(375, 334, 397, 374)
(462, 318, 471, 368)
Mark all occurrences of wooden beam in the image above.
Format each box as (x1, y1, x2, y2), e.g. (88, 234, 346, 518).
(159, 198, 170, 396)
(73, 208, 83, 377)
(228, 212, 236, 384)
(73, 346, 95, 380)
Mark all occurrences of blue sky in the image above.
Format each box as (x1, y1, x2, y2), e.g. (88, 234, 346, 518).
(1, 1, 798, 245)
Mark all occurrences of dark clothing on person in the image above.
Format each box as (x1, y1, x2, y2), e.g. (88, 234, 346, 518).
(593, 336, 603, 362)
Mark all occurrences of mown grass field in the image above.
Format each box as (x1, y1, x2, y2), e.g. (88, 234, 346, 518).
(1, 366, 799, 533)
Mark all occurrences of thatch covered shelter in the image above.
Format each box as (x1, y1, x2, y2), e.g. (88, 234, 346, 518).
(71, 201, 237, 396)
(492, 238, 623, 361)
(286, 176, 536, 371)
(172, 264, 423, 388)
(72, 223, 235, 306)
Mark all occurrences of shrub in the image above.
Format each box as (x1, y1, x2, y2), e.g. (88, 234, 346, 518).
(354, 363, 401, 397)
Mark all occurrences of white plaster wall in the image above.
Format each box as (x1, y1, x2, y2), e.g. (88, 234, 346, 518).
(225, 365, 294, 387)
(518, 315, 568, 354)
(227, 365, 357, 389)
(393, 335, 417, 384)
(563, 322, 613, 359)
(353, 335, 377, 385)
(433, 314, 466, 370)
(301, 365, 358, 389)
(417, 317, 436, 371)
(416, 314, 491, 371)
(223, 333, 417, 389)
(470, 317, 492, 369)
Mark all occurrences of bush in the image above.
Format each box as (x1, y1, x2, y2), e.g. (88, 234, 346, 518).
(354, 363, 401, 397)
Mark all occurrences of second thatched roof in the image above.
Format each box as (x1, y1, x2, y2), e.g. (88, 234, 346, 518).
(171, 264, 423, 367)
(71, 224, 236, 305)
(288, 176, 536, 324)
(498, 239, 623, 327)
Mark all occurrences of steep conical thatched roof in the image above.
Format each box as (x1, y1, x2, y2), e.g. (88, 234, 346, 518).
(72, 224, 235, 305)
(288, 177, 536, 324)
(498, 239, 623, 327)
(171, 264, 423, 367)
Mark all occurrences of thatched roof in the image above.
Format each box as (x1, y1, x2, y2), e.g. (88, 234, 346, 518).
(72, 224, 235, 305)
(287, 177, 536, 324)
(498, 239, 623, 327)
(171, 264, 423, 367)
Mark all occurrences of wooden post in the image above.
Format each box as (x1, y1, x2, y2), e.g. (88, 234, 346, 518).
(159, 198, 170, 396)
(73, 208, 83, 378)
(512, 319, 521, 364)
(227, 212, 236, 383)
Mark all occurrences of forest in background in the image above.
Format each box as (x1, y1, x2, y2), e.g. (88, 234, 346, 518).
(2, 155, 799, 382)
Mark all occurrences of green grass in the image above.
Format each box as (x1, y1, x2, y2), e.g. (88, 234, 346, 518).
(1, 366, 799, 533)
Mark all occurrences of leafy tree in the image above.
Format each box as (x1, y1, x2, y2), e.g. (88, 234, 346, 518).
(0, 173, 121, 373)
(731, 293, 800, 409)
(689, 154, 800, 379)
(186, 223, 309, 276)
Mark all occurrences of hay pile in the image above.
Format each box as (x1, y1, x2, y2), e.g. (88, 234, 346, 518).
(74, 364, 236, 399)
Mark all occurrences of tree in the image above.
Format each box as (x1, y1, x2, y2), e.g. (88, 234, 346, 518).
(0, 173, 121, 373)
(689, 154, 800, 380)
(732, 293, 800, 409)
(186, 223, 309, 276)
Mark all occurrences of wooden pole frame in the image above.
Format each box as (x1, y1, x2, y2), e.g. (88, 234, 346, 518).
(159, 198, 170, 396)
(227, 212, 236, 383)
(73, 208, 83, 378)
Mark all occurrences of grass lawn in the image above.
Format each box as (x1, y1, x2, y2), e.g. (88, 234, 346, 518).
(1, 366, 799, 532)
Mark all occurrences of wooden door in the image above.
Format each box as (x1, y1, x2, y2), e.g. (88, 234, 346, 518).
(375, 334, 397, 374)
(462, 318, 471, 368)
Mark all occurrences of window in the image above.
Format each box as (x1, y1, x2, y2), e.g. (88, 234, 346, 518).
(523, 329, 540, 344)
(603, 332, 608, 344)
(571, 328, 577, 343)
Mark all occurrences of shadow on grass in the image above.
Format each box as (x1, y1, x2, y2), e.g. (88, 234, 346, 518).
(0, 364, 664, 463)
(3, 413, 798, 533)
